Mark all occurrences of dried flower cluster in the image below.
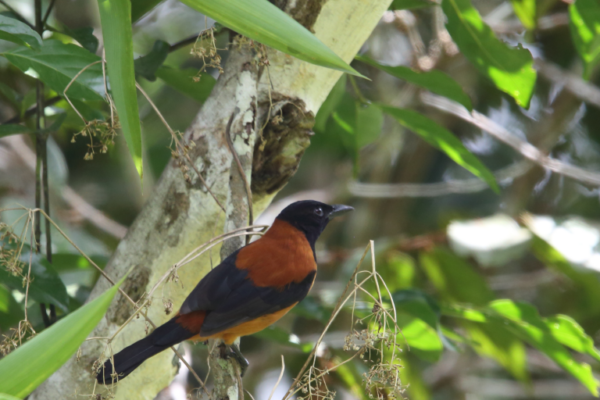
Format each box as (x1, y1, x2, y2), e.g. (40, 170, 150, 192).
(71, 118, 119, 161)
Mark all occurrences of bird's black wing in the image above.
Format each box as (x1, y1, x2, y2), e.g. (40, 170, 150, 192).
(178, 250, 315, 336)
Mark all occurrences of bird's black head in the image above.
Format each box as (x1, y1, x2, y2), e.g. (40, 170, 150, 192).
(276, 200, 353, 248)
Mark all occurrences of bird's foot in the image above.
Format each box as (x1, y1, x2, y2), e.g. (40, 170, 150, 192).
(219, 343, 249, 377)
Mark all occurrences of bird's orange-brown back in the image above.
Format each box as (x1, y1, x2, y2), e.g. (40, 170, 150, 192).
(236, 219, 317, 289)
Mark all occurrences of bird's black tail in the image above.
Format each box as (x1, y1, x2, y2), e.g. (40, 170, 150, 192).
(96, 316, 195, 384)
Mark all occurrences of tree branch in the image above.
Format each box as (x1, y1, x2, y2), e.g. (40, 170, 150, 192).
(420, 92, 600, 187)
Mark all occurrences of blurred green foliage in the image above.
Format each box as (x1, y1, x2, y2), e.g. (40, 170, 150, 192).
(1, 0, 600, 399)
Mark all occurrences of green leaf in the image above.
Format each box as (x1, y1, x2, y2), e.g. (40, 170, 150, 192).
(545, 315, 600, 363)
(356, 103, 383, 149)
(0, 15, 42, 49)
(463, 321, 529, 382)
(131, 0, 163, 22)
(335, 363, 370, 400)
(0, 285, 23, 331)
(392, 289, 440, 331)
(396, 314, 443, 361)
(569, 0, 600, 79)
(315, 74, 347, 132)
(531, 236, 600, 318)
(419, 247, 494, 306)
(390, 0, 435, 10)
(380, 106, 499, 192)
(489, 300, 599, 396)
(155, 66, 216, 104)
(510, 0, 536, 30)
(442, 0, 537, 108)
(134, 40, 169, 81)
(0, 251, 69, 312)
(179, 0, 363, 77)
(291, 296, 330, 324)
(97, 0, 143, 179)
(62, 26, 99, 54)
(0, 275, 126, 398)
(0, 394, 21, 400)
(0, 124, 32, 137)
(2, 40, 104, 101)
(357, 56, 472, 111)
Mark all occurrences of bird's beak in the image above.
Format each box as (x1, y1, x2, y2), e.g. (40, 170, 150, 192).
(328, 204, 354, 219)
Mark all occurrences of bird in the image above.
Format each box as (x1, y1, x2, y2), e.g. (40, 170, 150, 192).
(96, 200, 353, 384)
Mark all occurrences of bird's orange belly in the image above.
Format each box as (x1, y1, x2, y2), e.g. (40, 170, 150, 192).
(196, 303, 297, 345)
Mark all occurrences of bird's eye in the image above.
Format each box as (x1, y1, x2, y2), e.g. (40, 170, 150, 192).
(314, 207, 324, 217)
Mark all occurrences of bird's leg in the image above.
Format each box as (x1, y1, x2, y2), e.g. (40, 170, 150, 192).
(221, 342, 249, 377)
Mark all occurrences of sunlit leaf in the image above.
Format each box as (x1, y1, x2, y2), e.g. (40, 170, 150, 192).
(419, 247, 494, 306)
(357, 55, 472, 110)
(442, 0, 536, 108)
(531, 236, 600, 318)
(3, 40, 104, 101)
(0, 15, 42, 49)
(463, 321, 529, 382)
(97, 0, 143, 179)
(396, 314, 443, 361)
(569, 0, 600, 79)
(545, 315, 600, 363)
(0, 393, 20, 400)
(380, 106, 499, 192)
(489, 300, 599, 396)
(0, 275, 126, 398)
(155, 66, 216, 103)
(510, 0, 536, 30)
(390, 0, 435, 10)
(134, 40, 169, 81)
(179, 0, 363, 77)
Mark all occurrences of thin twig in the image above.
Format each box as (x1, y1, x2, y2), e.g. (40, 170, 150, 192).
(535, 59, 600, 109)
(25, 207, 215, 393)
(63, 60, 103, 124)
(1, 96, 61, 125)
(135, 82, 227, 213)
(0, 0, 35, 29)
(348, 162, 531, 198)
(284, 244, 372, 400)
(421, 92, 600, 187)
(42, 0, 56, 26)
(268, 356, 286, 400)
(224, 112, 255, 231)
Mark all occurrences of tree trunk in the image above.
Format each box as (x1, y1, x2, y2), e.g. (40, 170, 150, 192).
(30, 1, 390, 399)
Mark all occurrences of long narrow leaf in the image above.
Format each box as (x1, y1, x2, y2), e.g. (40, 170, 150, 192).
(179, 0, 362, 77)
(442, 0, 536, 108)
(357, 55, 472, 110)
(97, 0, 143, 179)
(0, 275, 127, 398)
(569, 0, 600, 79)
(380, 106, 499, 192)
